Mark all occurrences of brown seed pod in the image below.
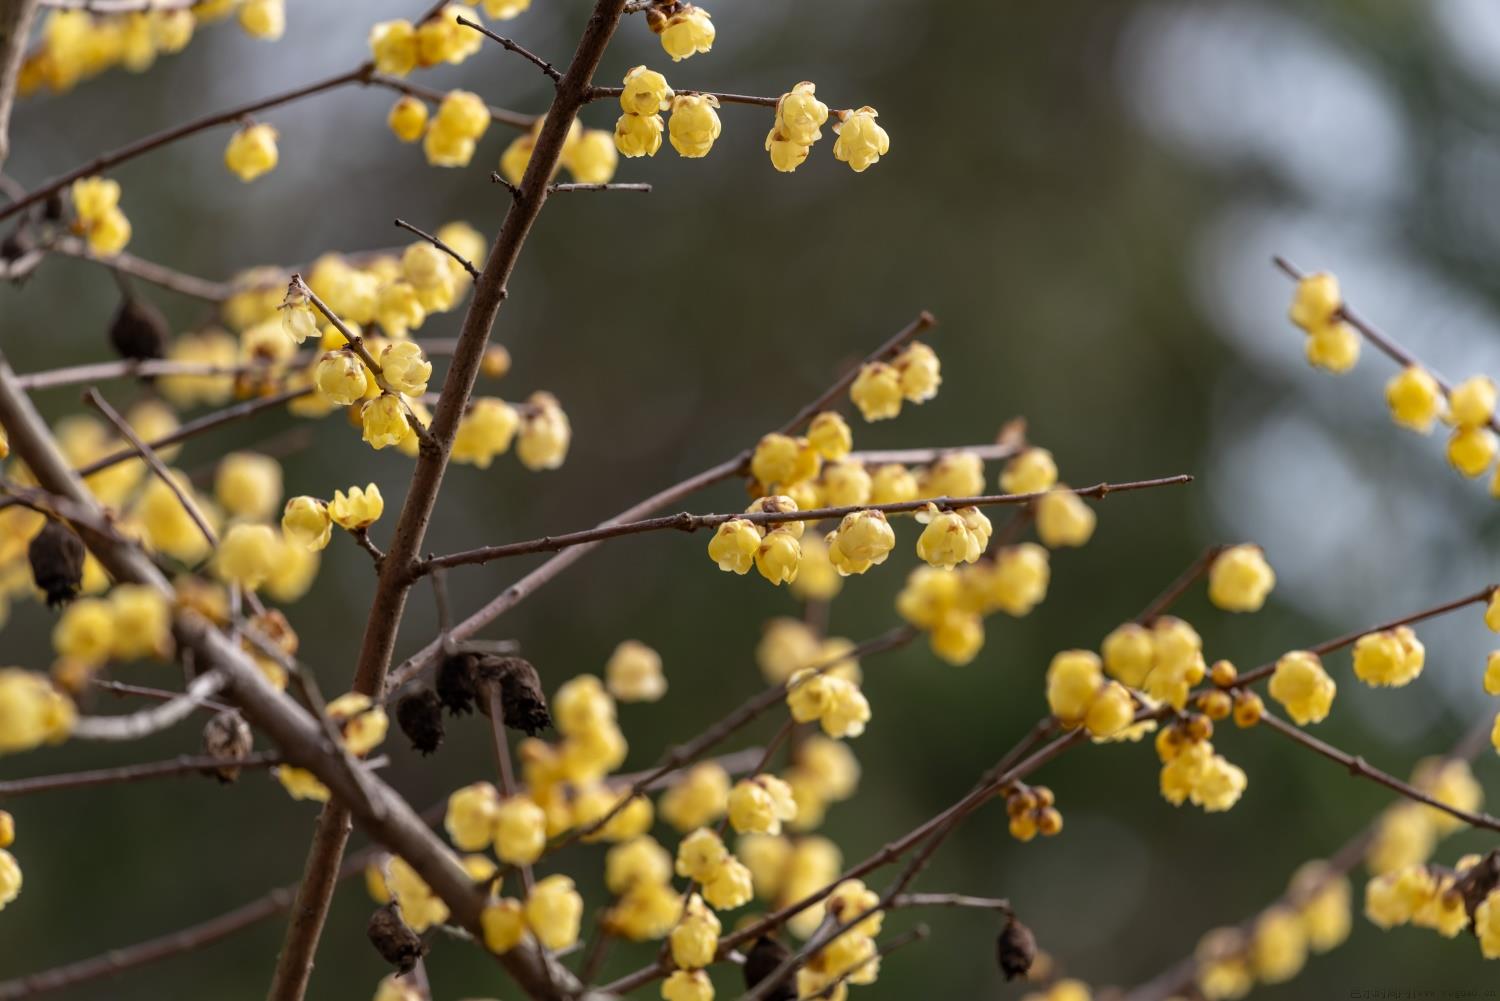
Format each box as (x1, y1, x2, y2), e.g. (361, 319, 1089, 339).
(475, 655, 551, 736)
(396, 689, 444, 755)
(435, 651, 479, 716)
(108, 294, 169, 363)
(367, 903, 426, 973)
(28, 518, 86, 608)
(200, 710, 252, 784)
(742, 935, 796, 1001)
(996, 914, 1037, 980)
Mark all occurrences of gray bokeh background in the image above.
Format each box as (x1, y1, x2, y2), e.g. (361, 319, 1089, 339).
(3, 1, 1499, 998)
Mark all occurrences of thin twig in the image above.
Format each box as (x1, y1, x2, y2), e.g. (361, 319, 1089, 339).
(1136, 544, 1226, 624)
(547, 182, 652, 194)
(70, 671, 227, 741)
(394, 218, 480, 280)
(48, 236, 232, 300)
(457, 15, 562, 81)
(587, 85, 781, 109)
(414, 474, 1195, 575)
(0, 751, 280, 799)
(92, 677, 236, 715)
(366, 72, 535, 130)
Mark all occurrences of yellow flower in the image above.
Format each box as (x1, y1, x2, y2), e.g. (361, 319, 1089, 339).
(1477, 890, 1500, 958)
(379, 341, 431, 396)
(702, 856, 754, 910)
(606, 835, 673, 893)
(71, 175, 132, 255)
(1450, 375, 1497, 428)
(819, 677, 870, 739)
(791, 535, 843, 600)
(370, 19, 418, 75)
(609, 879, 684, 941)
(662, 970, 714, 1001)
(1447, 425, 1496, 477)
(869, 464, 918, 504)
(606, 640, 667, 702)
(1046, 650, 1103, 724)
(820, 462, 871, 507)
(849, 362, 902, 421)
(727, 774, 798, 836)
(1035, 488, 1096, 548)
(1364, 864, 1435, 928)
(565, 129, 618, 184)
(329, 483, 384, 530)
(669, 893, 721, 968)
(765, 128, 811, 173)
(516, 392, 571, 470)
(1084, 681, 1135, 738)
(621, 65, 673, 114)
(827, 509, 895, 576)
(832, 107, 889, 172)
(1304, 322, 1359, 373)
(986, 543, 1050, 616)
(214, 452, 282, 521)
(327, 692, 387, 756)
(274, 765, 329, 802)
(894, 341, 940, 402)
(424, 124, 476, 168)
(1289, 862, 1351, 952)
(707, 519, 759, 574)
(1268, 650, 1336, 725)
(281, 496, 332, 552)
(483, 0, 531, 18)
(1207, 544, 1275, 613)
(494, 795, 547, 863)
(668, 94, 721, 158)
(1351, 626, 1424, 688)
(215, 523, 278, 589)
(1385, 366, 1442, 432)
(1288, 272, 1341, 331)
(417, 6, 483, 65)
(315, 350, 370, 406)
(444, 781, 500, 851)
(657, 5, 714, 61)
(52, 597, 114, 663)
(224, 123, 279, 182)
(675, 827, 729, 882)
(238, 0, 284, 40)
(526, 874, 584, 950)
(1249, 907, 1307, 984)
(615, 112, 665, 157)
(0, 849, 20, 910)
(999, 448, 1057, 495)
(0, 669, 75, 754)
(362, 394, 412, 450)
(108, 584, 170, 661)
(452, 397, 519, 467)
(916, 508, 984, 570)
(480, 897, 527, 953)
(660, 763, 731, 832)
(806, 411, 852, 460)
(386, 96, 428, 143)
(775, 81, 828, 145)
(755, 529, 802, 586)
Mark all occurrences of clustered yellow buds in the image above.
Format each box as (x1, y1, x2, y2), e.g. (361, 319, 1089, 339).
(50, 584, 172, 666)
(70, 176, 131, 255)
(849, 341, 941, 421)
(796, 879, 885, 997)
(1099, 616, 1206, 709)
(727, 774, 798, 835)
(675, 827, 753, 910)
(1444, 375, 1498, 481)
(223, 123, 279, 182)
(0, 669, 76, 755)
(1288, 271, 1359, 374)
(1157, 715, 1247, 813)
(1351, 626, 1425, 688)
(1044, 650, 1138, 739)
(765, 82, 829, 173)
(1267, 650, 1336, 725)
(19, 7, 204, 96)
(1207, 544, 1276, 613)
(424, 89, 491, 168)
(614, 65, 671, 159)
(1004, 783, 1063, 842)
(478, 874, 583, 954)
(785, 668, 871, 740)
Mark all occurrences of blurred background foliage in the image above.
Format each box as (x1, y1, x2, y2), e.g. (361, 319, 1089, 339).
(3, 0, 1500, 998)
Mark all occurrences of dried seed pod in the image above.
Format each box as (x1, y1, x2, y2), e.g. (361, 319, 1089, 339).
(996, 914, 1037, 981)
(742, 935, 796, 1001)
(396, 689, 444, 755)
(476, 655, 551, 736)
(28, 518, 86, 608)
(201, 710, 253, 784)
(108, 294, 169, 363)
(367, 903, 426, 973)
(435, 652, 478, 716)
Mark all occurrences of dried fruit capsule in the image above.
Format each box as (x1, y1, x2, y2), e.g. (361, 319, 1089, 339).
(395, 688, 444, 755)
(201, 710, 253, 784)
(108, 294, 169, 362)
(28, 519, 86, 608)
(996, 914, 1037, 980)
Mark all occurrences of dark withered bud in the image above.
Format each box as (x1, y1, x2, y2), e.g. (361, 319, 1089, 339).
(1, 227, 34, 262)
(743, 935, 796, 1001)
(201, 710, 253, 784)
(476, 655, 551, 736)
(996, 914, 1037, 981)
(396, 689, 444, 755)
(367, 903, 426, 974)
(108, 294, 169, 363)
(435, 652, 478, 716)
(44, 192, 64, 222)
(28, 518, 86, 608)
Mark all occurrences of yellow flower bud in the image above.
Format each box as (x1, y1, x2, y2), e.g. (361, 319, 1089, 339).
(329, 483, 383, 530)
(1289, 272, 1341, 331)
(525, 874, 583, 950)
(494, 794, 547, 863)
(662, 970, 714, 1001)
(702, 856, 753, 910)
(315, 350, 370, 406)
(929, 609, 984, 666)
(1035, 488, 1096, 548)
(1304, 322, 1359, 373)
(417, 6, 483, 66)
(52, 597, 115, 663)
(564, 128, 618, 184)
(606, 835, 673, 893)
(828, 509, 895, 574)
(281, 496, 332, 552)
(1207, 544, 1275, 613)
(668, 94, 721, 158)
(621, 65, 673, 115)
(379, 341, 431, 396)
(832, 107, 890, 173)
(1268, 650, 1336, 725)
(223, 123, 278, 182)
(1447, 425, 1496, 478)
(1046, 649, 1103, 724)
(434, 89, 491, 139)
(215, 523, 278, 589)
(755, 529, 802, 586)
(1352, 627, 1425, 688)
(370, 19, 418, 76)
(776, 82, 828, 145)
(614, 112, 664, 158)
(327, 692, 387, 756)
(362, 394, 412, 450)
(765, 128, 811, 173)
(893, 341, 940, 402)
(516, 392, 571, 470)
(669, 893, 721, 969)
(1084, 680, 1135, 738)
(988, 542, 1050, 616)
(452, 397, 520, 467)
(658, 5, 714, 61)
(387, 95, 429, 142)
(727, 774, 797, 836)
(869, 463, 918, 504)
(849, 361, 902, 421)
(916, 509, 983, 570)
(1385, 366, 1442, 433)
(1450, 375, 1497, 429)
(108, 584, 170, 661)
(214, 452, 282, 521)
(238, 0, 284, 40)
(606, 640, 667, 702)
(423, 124, 477, 168)
(1101, 621, 1154, 689)
(806, 411, 852, 460)
(708, 519, 760, 574)
(480, 897, 526, 953)
(999, 447, 1057, 495)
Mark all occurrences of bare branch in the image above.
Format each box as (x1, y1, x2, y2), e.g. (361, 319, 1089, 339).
(394, 218, 480, 280)
(0, 750, 280, 799)
(457, 14, 562, 82)
(70, 671, 227, 741)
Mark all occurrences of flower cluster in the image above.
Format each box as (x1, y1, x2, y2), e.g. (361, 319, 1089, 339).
(368, 1, 528, 79)
(1365, 850, 1500, 961)
(0, 669, 75, 756)
(1099, 616, 1207, 710)
(69, 176, 131, 255)
(1004, 783, 1063, 842)
(849, 341, 940, 421)
(0, 811, 19, 913)
(1287, 271, 1359, 374)
(1156, 714, 1248, 813)
(18, 4, 223, 96)
(645, 2, 715, 62)
(500, 116, 618, 185)
(1365, 758, 1483, 875)
(798, 879, 887, 998)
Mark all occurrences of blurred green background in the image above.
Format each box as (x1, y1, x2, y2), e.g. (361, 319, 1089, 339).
(4, 0, 1500, 998)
